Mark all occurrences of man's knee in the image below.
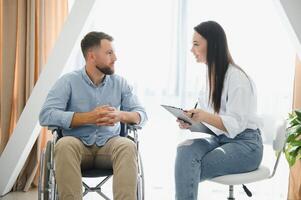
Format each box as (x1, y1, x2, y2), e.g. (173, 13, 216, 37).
(113, 138, 137, 158)
(55, 136, 82, 157)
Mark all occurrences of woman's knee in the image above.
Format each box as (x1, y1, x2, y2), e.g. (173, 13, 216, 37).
(177, 138, 214, 156)
(176, 140, 194, 157)
(176, 140, 200, 165)
(176, 138, 219, 167)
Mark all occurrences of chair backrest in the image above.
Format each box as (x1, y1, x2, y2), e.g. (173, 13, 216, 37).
(260, 115, 287, 149)
(260, 118, 287, 178)
(272, 120, 287, 152)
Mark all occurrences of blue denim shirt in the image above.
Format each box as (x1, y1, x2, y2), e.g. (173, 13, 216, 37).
(39, 67, 148, 146)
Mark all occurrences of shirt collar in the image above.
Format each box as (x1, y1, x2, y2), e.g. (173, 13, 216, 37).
(81, 67, 108, 87)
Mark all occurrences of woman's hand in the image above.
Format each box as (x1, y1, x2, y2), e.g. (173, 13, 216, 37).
(187, 108, 206, 122)
(176, 119, 191, 129)
(187, 108, 227, 132)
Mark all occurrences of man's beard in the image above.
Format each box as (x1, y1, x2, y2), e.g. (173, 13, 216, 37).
(96, 65, 114, 75)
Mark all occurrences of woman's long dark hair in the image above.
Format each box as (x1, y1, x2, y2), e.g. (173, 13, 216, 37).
(194, 21, 235, 113)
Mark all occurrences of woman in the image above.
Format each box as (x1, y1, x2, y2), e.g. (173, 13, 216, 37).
(175, 21, 263, 199)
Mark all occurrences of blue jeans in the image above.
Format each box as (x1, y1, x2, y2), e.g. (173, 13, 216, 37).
(175, 129, 263, 200)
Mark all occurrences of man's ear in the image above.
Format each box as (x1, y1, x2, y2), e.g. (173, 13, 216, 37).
(87, 50, 95, 62)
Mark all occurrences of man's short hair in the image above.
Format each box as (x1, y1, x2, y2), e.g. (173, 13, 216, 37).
(80, 31, 113, 59)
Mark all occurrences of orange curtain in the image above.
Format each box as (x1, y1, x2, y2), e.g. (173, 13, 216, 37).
(288, 55, 301, 200)
(0, 0, 2, 146)
(0, 0, 68, 191)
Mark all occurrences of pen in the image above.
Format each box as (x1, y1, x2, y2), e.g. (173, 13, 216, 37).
(191, 102, 198, 118)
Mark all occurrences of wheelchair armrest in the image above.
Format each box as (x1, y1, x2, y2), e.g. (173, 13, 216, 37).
(127, 124, 142, 131)
(48, 126, 62, 131)
(120, 123, 142, 137)
(47, 126, 63, 139)
(47, 124, 141, 139)
(125, 124, 142, 149)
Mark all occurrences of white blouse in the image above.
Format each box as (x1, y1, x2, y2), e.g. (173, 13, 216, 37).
(198, 64, 262, 138)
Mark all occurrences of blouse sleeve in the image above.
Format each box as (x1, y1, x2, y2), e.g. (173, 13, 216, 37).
(219, 72, 254, 138)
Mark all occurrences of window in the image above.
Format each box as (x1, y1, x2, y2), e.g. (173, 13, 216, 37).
(184, 0, 295, 137)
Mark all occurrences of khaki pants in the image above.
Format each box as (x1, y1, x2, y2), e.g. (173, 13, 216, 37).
(54, 136, 138, 200)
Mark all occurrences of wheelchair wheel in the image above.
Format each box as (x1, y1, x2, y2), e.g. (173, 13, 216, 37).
(137, 151, 145, 200)
(38, 141, 58, 200)
(38, 150, 45, 200)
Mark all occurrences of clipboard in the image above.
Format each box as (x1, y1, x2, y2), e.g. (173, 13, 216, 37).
(161, 104, 216, 136)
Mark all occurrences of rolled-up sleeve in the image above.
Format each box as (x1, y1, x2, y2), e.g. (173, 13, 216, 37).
(121, 81, 148, 126)
(220, 85, 251, 138)
(39, 76, 74, 130)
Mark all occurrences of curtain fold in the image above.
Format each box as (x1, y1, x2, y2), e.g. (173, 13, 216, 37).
(0, 0, 68, 192)
(0, 0, 2, 146)
(288, 55, 301, 200)
(0, 0, 18, 154)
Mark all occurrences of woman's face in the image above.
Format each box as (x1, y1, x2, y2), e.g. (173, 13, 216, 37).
(191, 31, 207, 63)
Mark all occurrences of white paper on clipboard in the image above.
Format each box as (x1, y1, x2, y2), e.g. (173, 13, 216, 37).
(161, 104, 216, 136)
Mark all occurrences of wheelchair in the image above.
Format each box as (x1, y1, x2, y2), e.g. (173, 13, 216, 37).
(38, 123, 145, 200)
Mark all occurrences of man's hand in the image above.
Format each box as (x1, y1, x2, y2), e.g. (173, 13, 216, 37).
(70, 105, 116, 128)
(71, 105, 140, 128)
(94, 106, 123, 126)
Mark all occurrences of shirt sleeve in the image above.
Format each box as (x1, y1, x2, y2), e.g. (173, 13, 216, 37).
(220, 74, 253, 138)
(120, 80, 148, 126)
(39, 75, 74, 130)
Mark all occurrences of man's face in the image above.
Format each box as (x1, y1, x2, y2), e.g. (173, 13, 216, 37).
(91, 39, 117, 75)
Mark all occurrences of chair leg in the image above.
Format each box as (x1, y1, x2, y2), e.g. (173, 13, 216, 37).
(242, 184, 252, 197)
(96, 190, 111, 200)
(95, 175, 112, 189)
(82, 182, 91, 197)
(228, 185, 235, 200)
(82, 176, 112, 199)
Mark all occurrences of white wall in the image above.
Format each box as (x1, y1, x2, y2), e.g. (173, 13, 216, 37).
(277, 0, 301, 58)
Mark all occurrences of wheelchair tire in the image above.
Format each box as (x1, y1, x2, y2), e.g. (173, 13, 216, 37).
(44, 141, 52, 200)
(38, 141, 52, 200)
(38, 150, 45, 200)
(137, 151, 145, 200)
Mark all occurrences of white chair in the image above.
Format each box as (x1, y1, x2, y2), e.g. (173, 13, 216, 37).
(209, 120, 287, 200)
